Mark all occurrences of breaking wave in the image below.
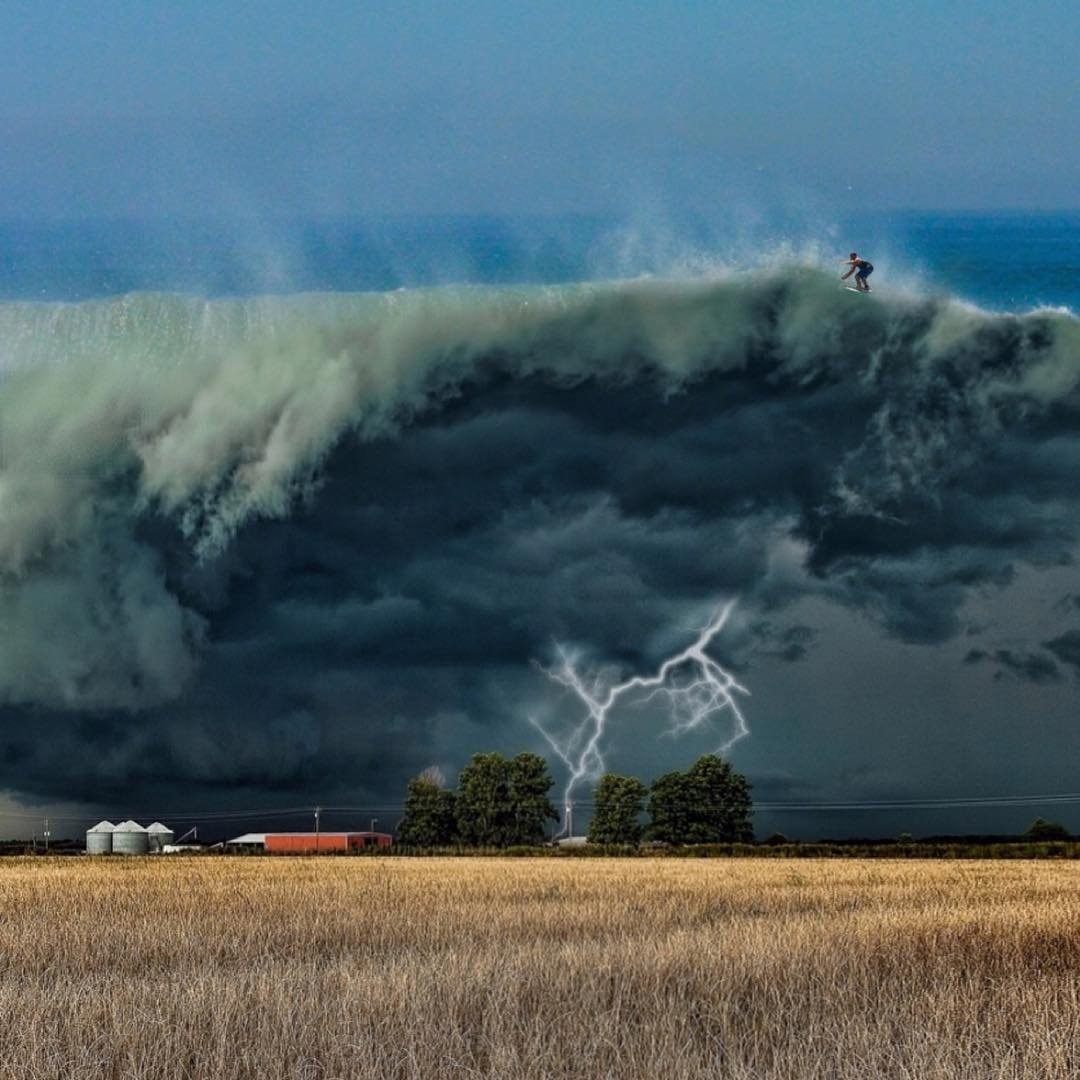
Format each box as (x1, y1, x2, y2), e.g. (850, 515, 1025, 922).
(0, 266, 1077, 736)
(3, 268, 1075, 557)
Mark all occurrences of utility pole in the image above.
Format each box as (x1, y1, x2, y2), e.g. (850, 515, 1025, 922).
(314, 806, 321, 853)
(565, 800, 574, 840)
(43, 818, 50, 854)
(370, 818, 377, 834)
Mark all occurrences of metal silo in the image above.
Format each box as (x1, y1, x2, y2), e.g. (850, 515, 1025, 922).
(112, 820, 149, 855)
(86, 820, 115, 854)
(146, 822, 175, 852)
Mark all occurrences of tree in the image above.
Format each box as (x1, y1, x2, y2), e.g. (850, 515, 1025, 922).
(455, 752, 513, 846)
(686, 755, 753, 843)
(588, 773, 648, 845)
(1025, 817, 1070, 841)
(396, 768, 458, 847)
(507, 752, 560, 845)
(647, 769, 697, 845)
(454, 751, 559, 846)
(647, 754, 753, 844)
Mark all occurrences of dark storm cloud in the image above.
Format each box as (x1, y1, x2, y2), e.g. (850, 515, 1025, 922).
(1044, 631, 1080, 676)
(0, 269, 1077, 808)
(963, 648, 1061, 684)
(750, 623, 817, 663)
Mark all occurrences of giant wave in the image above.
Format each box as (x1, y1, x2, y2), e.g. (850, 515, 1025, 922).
(0, 267, 1078, 803)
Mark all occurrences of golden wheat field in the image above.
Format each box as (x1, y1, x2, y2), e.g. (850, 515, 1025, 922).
(0, 857, 1078, 1079)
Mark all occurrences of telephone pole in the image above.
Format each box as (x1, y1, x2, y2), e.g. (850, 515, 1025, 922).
(314, 806, 321, 853)
(565, 800, 574, 840)
(43, 818, 50, 854)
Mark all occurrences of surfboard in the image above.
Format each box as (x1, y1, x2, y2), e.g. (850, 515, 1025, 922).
(843, 286, 870, 293)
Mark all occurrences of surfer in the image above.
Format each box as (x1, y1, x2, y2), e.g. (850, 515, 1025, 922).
(841, 252, 874, 292)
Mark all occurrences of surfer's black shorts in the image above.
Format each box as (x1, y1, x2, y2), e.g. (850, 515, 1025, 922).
(856, 264, 873, 279)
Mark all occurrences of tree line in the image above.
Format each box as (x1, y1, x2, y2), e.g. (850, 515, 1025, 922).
(396, 752, 753, 847)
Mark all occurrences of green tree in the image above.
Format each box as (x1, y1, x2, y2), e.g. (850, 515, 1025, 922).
(396, 767, 458, 847)
(455, 752, 513, 846)
(1025, 817, 1070, 841)
(647, 754, 753, 844)
(507, 752, 560, 845)
(686, 754, 753, 843)
(454, 752, 559, 846)
(587, 773, 648, 845)
(647, 769, 697, 845)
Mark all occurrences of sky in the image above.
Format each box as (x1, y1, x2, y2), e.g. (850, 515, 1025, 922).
(1, 273, 1079, 840)
(0, 4, 1078, 844)
(1, 1, 1077, 219)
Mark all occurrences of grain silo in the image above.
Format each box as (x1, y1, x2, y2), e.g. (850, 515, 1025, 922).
(86, 821, 116, 854)
(145, 822, 175, 852)
(112, 820, 149, 855)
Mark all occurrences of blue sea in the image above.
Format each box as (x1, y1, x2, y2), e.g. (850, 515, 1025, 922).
(0, 212, 1076, 311)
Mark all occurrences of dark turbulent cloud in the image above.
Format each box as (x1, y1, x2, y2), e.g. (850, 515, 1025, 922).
(963, 648, 1061, 684)
(750, 623, 817, 663)
(1044, 631, 1080, 676)
(0, 269, 1077, 810)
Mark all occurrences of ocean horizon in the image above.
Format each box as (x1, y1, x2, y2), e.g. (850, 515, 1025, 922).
(1, 210, 1076, 313)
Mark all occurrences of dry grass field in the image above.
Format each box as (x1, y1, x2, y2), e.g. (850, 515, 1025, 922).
(0, 857, 1078, 1079)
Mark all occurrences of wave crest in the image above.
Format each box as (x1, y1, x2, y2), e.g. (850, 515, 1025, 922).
(0, 268, 1076, 713)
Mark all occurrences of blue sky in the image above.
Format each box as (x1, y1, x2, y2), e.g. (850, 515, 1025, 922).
(1, 1, 1076, 218)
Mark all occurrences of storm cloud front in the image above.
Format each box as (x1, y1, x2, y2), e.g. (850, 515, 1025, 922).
(1, 268, 1078, 823)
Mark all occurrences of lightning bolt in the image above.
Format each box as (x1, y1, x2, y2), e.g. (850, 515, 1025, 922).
(530, 601, 750, 829)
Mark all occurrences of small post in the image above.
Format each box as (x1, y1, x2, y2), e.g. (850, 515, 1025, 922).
(370, 818, 378, 834)
(314, 806, 321, 853)
(43, 818, 50, 854)
(565, 800, 574, 840)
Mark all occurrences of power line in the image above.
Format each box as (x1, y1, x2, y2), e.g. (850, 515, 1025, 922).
(5, 791, 1080, 830)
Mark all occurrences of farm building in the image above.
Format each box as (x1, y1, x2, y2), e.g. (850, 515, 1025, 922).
(86, 821, 116, 854)
(146, 822, 175, 851)
(86, 820, 178, 854)
(225, 831, 392, 853)
(112, 820, 150, 855)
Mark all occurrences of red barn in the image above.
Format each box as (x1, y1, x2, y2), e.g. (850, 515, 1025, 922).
(263, 832, 392, 853)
